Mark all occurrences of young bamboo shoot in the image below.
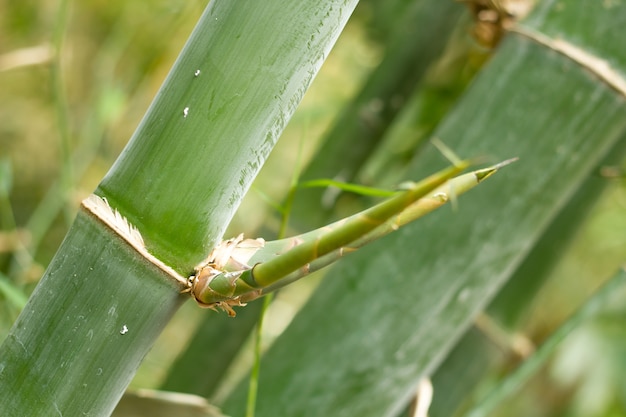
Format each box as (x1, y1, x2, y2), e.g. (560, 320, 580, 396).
(189, 159, 515, 315)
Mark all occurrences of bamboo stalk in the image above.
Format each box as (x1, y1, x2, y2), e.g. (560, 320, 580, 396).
(0, 1, 360, 414)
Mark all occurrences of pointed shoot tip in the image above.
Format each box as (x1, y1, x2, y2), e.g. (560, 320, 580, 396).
(492, 157, 519, 170)
(475, 157, 518, 182)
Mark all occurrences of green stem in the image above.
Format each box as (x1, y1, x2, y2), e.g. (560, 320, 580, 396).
(246, 142, 303, 416)
(246, 293, 273, 417)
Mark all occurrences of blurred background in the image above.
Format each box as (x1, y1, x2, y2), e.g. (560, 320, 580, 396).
(1, 1, 625, 416)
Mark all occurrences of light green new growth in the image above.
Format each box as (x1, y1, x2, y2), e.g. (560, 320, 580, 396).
(189, 158, 516, 315)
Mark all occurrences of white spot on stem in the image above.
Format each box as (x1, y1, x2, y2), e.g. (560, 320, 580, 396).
(194, 69, 201, 77)
(120, 325, 129, 335)
(183, 107, 189, 118)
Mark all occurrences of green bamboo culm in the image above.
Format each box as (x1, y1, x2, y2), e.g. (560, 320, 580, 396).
(221, 0, 626, 415)
(0, 1, 359, 415)
(95, 1, 358, 273)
